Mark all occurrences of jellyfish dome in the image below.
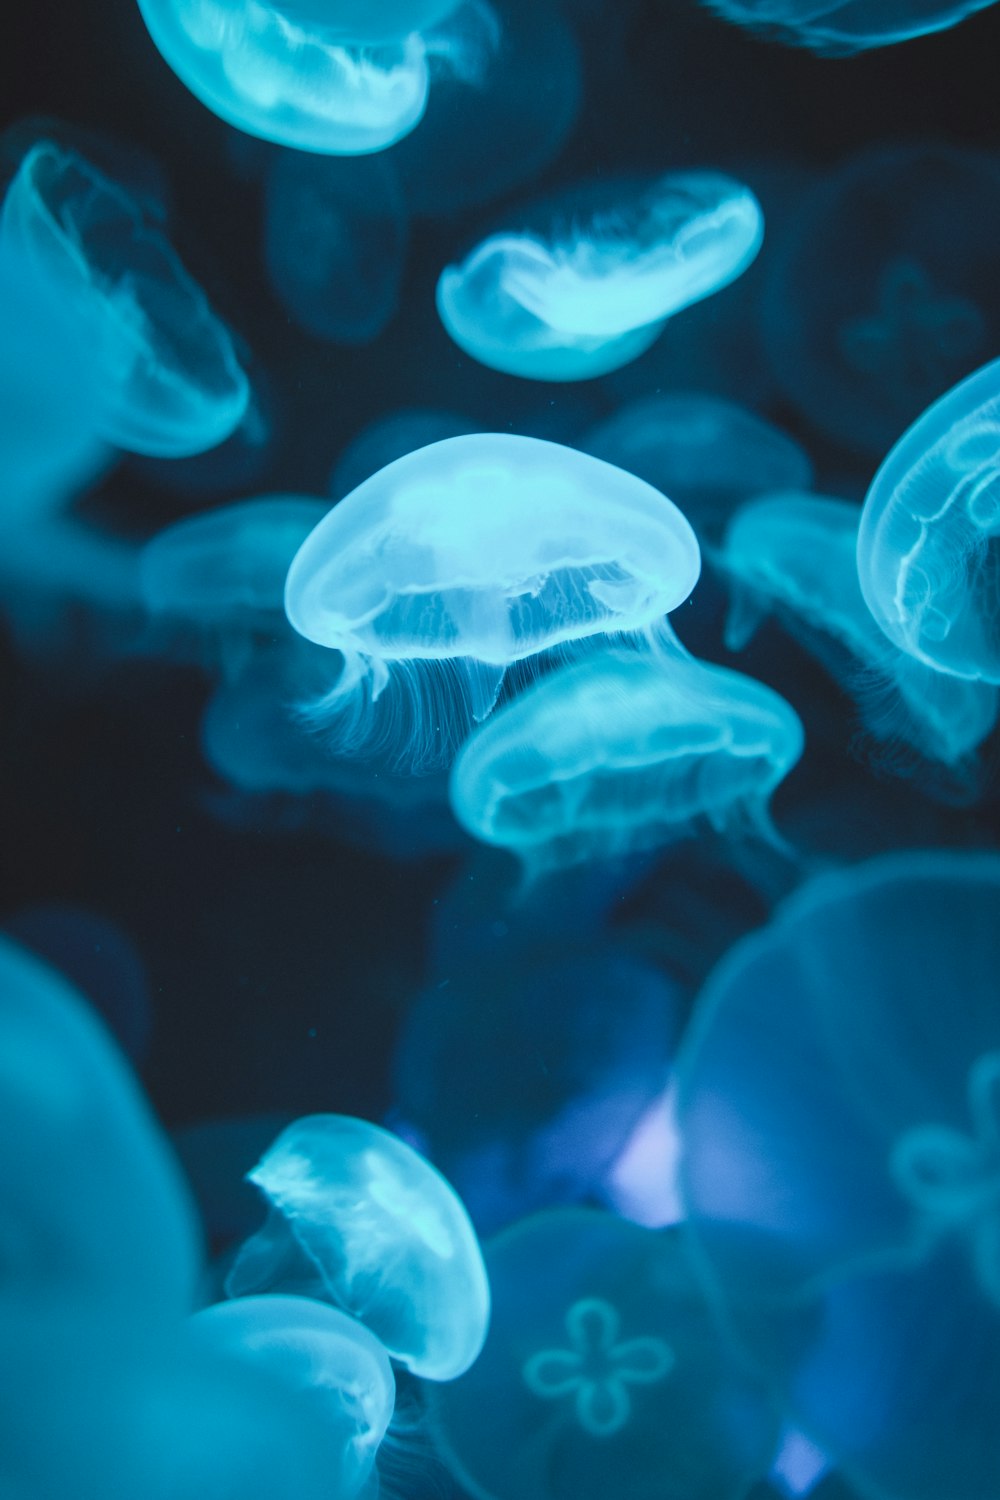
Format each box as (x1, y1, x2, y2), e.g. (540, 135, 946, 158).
(676, 851, 1000, 1500)
(698, 0, 998, 51)
(283, 434, 701, 770)
(430, 1209, 779, 1500)
(226, 1114, 490, 1380)
(449, 642, 803, 876)
(0, 139, 250, 457)
(857, 356, 1000, 686)
(436, 173, 763, 381)
(191, 1295, 395, 1499)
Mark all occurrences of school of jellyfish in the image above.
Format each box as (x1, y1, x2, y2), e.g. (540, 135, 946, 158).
(6, 2, 1000, 1499)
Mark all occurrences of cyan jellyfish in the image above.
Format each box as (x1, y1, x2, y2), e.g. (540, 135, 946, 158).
(264, 149, 407, 344)
(260, 0, 462, 44)
(226, 1114, 490, 1380)
(134, 0, 497, 155)
(582, 394, 812, 539)
(697, 0, 997, 50)
(437, 173, 763, 381)
(1, 137, 250, 458)
(856, 355, 1000, 688)
(448, 641, 804, 878)
(719, 491, 999, 775)
(283, 434, 701, 770)
(430, 1209, 779, 1500)
(330, 410, 477, 499)
(761, 146, 1000, 456)
(676, 851, 1000, 1500)
(191, 1295, 395, 1498)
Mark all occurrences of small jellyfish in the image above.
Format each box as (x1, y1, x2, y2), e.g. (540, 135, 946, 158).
(718, 491, 999, 773)
(191, 1295, 395, 1499)
(675, 851, 1000, 1500)
(437, 173, 763, 381)
(582, 394, 812, 539)
(283, 434, 701, 770)
(226, 1114, 490, 1381)
(429, 1209, 779, 1500)
(0, 138, 249, 458)
(761, 146, 1000, 455)
(697, 0, 997, 50)
(448, 640, 803, 878)
(857, 355, 1000, 685)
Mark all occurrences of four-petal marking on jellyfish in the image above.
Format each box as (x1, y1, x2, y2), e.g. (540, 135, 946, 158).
(890, 1050, 1000, 1303)
(839, 258, 984, 398)
(521, 1296, 674, 1437)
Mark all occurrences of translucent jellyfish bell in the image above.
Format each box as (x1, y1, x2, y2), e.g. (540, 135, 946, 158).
(226, 1114, 490, 1381)
(0, 139, 250, 457)
(283, 434, 701, 770)
(271, 0, 461, 44)
(676, 851, 1000, 1500)
(857, 356, 1000, 685)
(720, 491, 999, 772)
(191, 1295, 395, 1499)
(449, 641, 803, 878)
(437, 173, 763, 381)
(698, 0, 998, 51)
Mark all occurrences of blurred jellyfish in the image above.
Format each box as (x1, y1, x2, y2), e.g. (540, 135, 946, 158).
(676, 851, 1000, 1500)
(857, 355, 1000, 686)
(264, 149, 407, 344)
(582, 394, 812, 538)
(697, 0, 997, 50)
(1, 137, 249, 458)
(430, 1209, 779, 1500)
(134, 0, 498, 155)
(719, 491, 998, 774)
(226, 1114, 490, 1380)
(449, 641, 803, 878)
(437, 173, 763, 381)
(283, 434, 701, 770)
(330, 410, 476, 499)
(192, 1295, 395, 1498)
(761, 146, 1000, 455)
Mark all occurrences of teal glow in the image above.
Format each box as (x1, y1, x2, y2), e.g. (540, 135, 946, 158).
(699, 0, 998, 51)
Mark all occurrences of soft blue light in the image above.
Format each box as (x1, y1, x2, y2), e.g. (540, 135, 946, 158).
(699, 0, 998, 51)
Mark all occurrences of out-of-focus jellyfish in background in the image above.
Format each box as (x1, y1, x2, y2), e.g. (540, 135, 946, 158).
(330, 410, 476, 499)
(449, 643, 803, 879)
(437, 173, 763, 381)
(857, 356, 1000, 688)
(392, 946, 684, 1234)
(718, 491, 999, 779)
(581, 394, 812, 540)
(696, 0, 998, 50)
(430, 1209, 779, 1500)
(283, 434, 701, 771)
(134, 0, 498, 155)
(226, 1114, 490, 1380)
(263, 148, 407, 344)
(761, 145, 1000, 456)
(192, 1295, 396, 1499)
(1, 135, 250, 458)
(676, 851, 1000, 1500)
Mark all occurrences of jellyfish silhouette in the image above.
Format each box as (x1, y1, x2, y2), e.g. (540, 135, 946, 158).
(0, 137, 250, 457)
(449, 640, 803, 878)
(698, 0, 997, 50)
(718, 491, 998, 774)
(437, 173, 763, 381)
(226, 1114, 490, 1380)
(676, 850, 1000, 1500)
(857, 355, 1000, 686)
(330, 410, 477, 499)
(429, 1209, 779, 1500)
(283, 434, 701, 771)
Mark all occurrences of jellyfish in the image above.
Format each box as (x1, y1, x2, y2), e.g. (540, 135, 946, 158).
(718, 491, 998, 774)
(134, 0, 497, 155)
(582, 395, 812, 539)
(697, 0, 997, 50)
(1, 137, 249, 458)
(676, 850, 1000, 1500)
(263, 149, 407, 344)
(448, 640, 803, 878)
(760, 145, 1000, 456)
(263, 0, 462, 44)
(283, 434, 701, 771)
(226, 1114, 490, 1381)
(437, 173, 763, 381)
(856, 355, 1000, 686)
(429, 1209, 779, 1500)
(330, 410, 477, 499)
(191, 1295, 395, 1498)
